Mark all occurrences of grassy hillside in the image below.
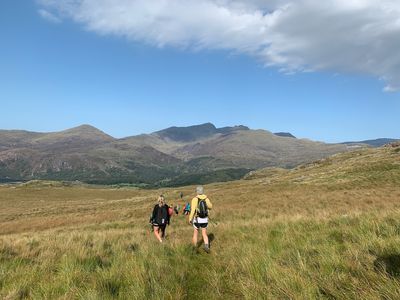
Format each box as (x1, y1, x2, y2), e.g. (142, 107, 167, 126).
(245, 143, 400, 187)
(172, 129, 347, 168)
(0, 145, 400, 299)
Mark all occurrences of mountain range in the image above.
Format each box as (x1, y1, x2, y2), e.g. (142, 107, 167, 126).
(341, 138, 400, 148)
(0, 123, 394, 186)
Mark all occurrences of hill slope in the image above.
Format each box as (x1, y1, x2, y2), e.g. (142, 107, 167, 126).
(245, 142, 400, 187)
(172, 129, 346, 168)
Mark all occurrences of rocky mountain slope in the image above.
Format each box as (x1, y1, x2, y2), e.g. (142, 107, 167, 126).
(0, 123, 351, 186)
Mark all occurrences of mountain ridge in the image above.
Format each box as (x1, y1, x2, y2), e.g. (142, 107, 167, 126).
(2, 123, 391, 186)
(342, 138, 400, 148)
(274, 132, 296, 138)
(152, 123, 250, 142)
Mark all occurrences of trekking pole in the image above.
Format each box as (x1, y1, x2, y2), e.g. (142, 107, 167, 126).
(208, 210, 218, 226)
(207, 210, 218, 226)
(209, 218, 218, 227)
(148, 214, 153, 235)
(147, 223, 151, 236)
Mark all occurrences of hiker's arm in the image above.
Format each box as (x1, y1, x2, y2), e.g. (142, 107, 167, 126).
(206, 198, 212, 210)
(150, 206, 155, 223)
(189, 198, 197, 223)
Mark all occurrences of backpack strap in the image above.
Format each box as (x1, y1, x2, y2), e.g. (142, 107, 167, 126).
(196, 197, 208, 218)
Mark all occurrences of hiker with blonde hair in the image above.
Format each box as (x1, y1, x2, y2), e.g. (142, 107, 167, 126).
(189, 186, 213, 253)
(149, 195, 170, 243)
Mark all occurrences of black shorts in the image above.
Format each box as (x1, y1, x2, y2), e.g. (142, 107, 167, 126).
(152, 223, 166, 229)
(193, 223, 208, 229)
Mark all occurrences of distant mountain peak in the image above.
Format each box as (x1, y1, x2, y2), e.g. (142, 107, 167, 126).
(274, 132, 296, 138)
(64, 124, 105, 133)
(52, 124, 115, 141)
(217, 125, 250, 134)
(153, 123, 250, 142)
(154, 123, 217, 142)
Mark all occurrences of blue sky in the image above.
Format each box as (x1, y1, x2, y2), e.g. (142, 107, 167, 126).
(1, 1, 399, 142)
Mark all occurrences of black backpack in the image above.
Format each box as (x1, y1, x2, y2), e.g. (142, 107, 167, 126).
(197, 198, 208, 218)
(153, 205, 167, 225)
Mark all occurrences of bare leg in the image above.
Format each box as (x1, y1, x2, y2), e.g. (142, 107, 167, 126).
(160, 225, 166, 238)
(192, 227, 198, 246)
(201, 228, 209, 245)
(153, 226, 162, 243)
(186, 212, 190, 222)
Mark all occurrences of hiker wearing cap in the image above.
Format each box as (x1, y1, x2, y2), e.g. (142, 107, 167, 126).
(189, 186, 213, 253)
(150, 195, 170, 243)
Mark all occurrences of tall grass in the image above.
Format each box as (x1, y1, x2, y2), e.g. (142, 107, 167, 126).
(1, 146, 400, 298)
(2, 212, 400, 299)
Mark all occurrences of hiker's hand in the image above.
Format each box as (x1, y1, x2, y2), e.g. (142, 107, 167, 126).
(189, 220, 192, 225)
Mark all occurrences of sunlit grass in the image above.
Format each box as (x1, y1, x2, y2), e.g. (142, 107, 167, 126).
(1, 145, 400, 298)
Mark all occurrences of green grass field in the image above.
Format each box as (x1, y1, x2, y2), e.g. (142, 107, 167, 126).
(1, 146, 400, 299)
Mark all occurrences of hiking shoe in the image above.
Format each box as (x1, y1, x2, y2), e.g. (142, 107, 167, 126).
(204, 244, 210, 253)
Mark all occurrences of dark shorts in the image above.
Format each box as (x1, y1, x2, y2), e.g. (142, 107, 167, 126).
(152, 223, 166, 229)
(193, 223, 208, 229)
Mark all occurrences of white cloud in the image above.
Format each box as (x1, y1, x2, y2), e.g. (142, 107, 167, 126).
(38, 8, 61, 23)
(37, 0, 400, 91)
